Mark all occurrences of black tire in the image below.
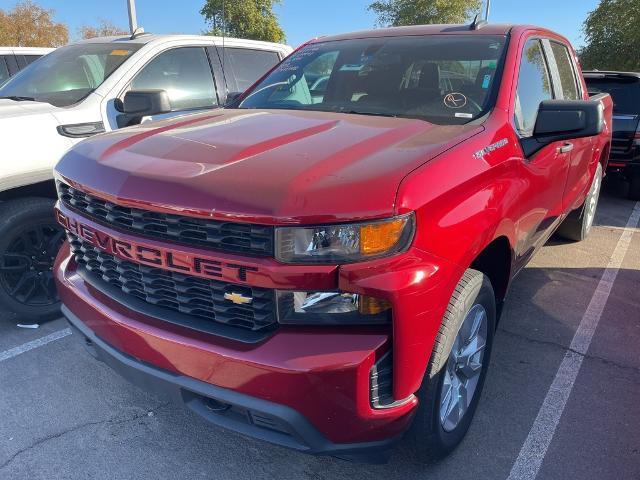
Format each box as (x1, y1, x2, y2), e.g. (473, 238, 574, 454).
(0, 197, 65, 322)
(405, 269, 496, 462)
(556, 163, 603, 242)
(629, 171, 640, 201)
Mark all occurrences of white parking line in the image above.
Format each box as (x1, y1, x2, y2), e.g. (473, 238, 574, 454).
(0, 328, 72, 363)
(507, 201, 640, 480)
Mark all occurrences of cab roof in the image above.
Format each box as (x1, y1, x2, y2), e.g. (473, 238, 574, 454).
(312, 23, 565, 43)
(74, 33, 289, 50)
(315, 23, 513, 42)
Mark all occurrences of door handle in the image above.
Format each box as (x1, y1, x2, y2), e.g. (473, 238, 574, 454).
(559, 142, 574, 153)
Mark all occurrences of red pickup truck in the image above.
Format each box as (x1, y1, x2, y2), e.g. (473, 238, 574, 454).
(53, 23, 612, 462)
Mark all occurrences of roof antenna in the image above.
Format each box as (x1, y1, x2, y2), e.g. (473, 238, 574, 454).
(470, 13, 488, 30)
(127, 0, 146, 39)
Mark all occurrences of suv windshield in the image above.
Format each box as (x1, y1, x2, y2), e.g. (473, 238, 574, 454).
(237, 35, 507, 124)
(0, 43, 141, 107)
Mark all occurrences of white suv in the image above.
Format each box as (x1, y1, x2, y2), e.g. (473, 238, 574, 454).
(0, 47, 54, 84)
(0, 34, 291, 321)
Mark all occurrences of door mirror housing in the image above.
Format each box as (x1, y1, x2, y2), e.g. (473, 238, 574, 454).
(123, 89, 172, 117)
(521, 99, 604, 157)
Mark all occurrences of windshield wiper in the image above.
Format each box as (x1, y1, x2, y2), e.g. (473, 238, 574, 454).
(0, 95, 36, 102)
(345, 110, 397, 118)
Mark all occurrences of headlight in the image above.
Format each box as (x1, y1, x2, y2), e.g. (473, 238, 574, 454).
(276, 291, 391, 325)
(275, 213, 415, 264)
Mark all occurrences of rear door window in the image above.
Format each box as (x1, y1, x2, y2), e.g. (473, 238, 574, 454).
(549, 42, 580, 100)
(130, 47, 217, 110)
(0, 56, 9, 84)
(23, 55, 41, 65)
(514, 39, 554, 136)
(218, 47, 281, 92)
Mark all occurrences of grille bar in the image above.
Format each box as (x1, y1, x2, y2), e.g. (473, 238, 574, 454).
(68, 233, 278, 333)
(58, 182, 274, 256)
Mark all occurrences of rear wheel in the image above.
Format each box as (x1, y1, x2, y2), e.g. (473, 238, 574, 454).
(556, 163, 603, 242)
(0, 198, 64, 322)
(629, 171, 640, 201)
(405, 269, 496, 461)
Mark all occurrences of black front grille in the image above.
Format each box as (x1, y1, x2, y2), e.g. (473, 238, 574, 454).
(68, 234, 277, 333)
(58, 182, 274, 257)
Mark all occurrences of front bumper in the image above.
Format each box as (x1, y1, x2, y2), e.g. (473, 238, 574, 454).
(63, 305, 399, 462)
(54, 203, 462, 454)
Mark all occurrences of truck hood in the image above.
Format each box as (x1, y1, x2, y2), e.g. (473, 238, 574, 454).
(55, 109, 482, 224)
(0, 98, 60, 118)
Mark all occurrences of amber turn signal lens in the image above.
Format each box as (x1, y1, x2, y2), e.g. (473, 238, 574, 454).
(358, 296, 392, 315)
(360, 218, 407, 255)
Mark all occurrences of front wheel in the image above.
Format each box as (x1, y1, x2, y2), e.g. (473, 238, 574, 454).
(0, 197, 65, 322)
(405, 269, 496, 461)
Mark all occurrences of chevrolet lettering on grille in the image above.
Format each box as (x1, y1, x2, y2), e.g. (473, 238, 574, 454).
(55, 208, 259, 283)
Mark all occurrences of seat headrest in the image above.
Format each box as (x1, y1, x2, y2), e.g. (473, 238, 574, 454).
(419, 63, 440, 90)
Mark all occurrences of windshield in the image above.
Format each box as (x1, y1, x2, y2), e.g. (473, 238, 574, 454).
(0, 43, 142, 107)
(586, 78, 640, 115)
(237, 35, 507, 125)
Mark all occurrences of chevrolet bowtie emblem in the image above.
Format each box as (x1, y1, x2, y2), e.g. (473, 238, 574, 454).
(224, 292, 253, 305)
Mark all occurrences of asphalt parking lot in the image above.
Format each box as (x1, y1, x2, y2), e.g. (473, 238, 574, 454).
(0, 180, 638, 480)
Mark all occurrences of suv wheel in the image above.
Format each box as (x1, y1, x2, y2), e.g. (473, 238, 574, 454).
(405, 269, 496, 461)
(0, 198, 65, 322)
(629, 171, 640, 201)
(556, 163, 603, 242)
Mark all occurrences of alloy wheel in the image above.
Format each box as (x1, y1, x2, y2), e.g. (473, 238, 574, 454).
(0, 223, 65, 306)
(585, 173, 601, 232)
(439, 304, 488, 432)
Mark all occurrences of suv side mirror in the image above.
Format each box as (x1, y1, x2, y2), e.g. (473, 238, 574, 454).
(521, 99, 604, 157)
(123, 89, 172, 117)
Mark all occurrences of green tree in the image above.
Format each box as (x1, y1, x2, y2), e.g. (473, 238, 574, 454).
(200, 0, 285, 43)
(0, 1, 68, 47)
(580, 0, 640, 71)
(368, 0, 483, 26)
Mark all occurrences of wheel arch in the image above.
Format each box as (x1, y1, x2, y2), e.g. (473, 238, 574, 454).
(468, 235, 513, 321)
(0, 179, 57, 202)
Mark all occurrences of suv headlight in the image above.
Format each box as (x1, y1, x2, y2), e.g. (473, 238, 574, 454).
(275, 213, 415, 264)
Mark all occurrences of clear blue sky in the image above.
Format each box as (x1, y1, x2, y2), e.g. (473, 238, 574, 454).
(0, 0, 600, 48)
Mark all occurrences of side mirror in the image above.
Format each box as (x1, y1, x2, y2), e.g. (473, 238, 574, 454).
(123, 89, 172, 117)
(225, 91, 243, 106)
(521, 99, 604, 157)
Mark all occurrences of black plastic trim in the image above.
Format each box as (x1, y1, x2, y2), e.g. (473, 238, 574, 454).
(77, 265, 275, 344)
(62, 305, 401, 462)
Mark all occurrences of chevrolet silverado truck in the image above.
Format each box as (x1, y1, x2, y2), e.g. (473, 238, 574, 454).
(0, 34, 291, 322)
(584, 71, 640, 199)
(53, 23, 612, 462)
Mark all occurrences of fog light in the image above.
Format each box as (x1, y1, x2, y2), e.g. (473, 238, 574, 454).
(276, 291, 390, 325)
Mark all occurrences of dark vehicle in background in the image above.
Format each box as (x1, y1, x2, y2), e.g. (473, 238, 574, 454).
(0, 47, 53, 85)
(584, 71, 640, 199)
